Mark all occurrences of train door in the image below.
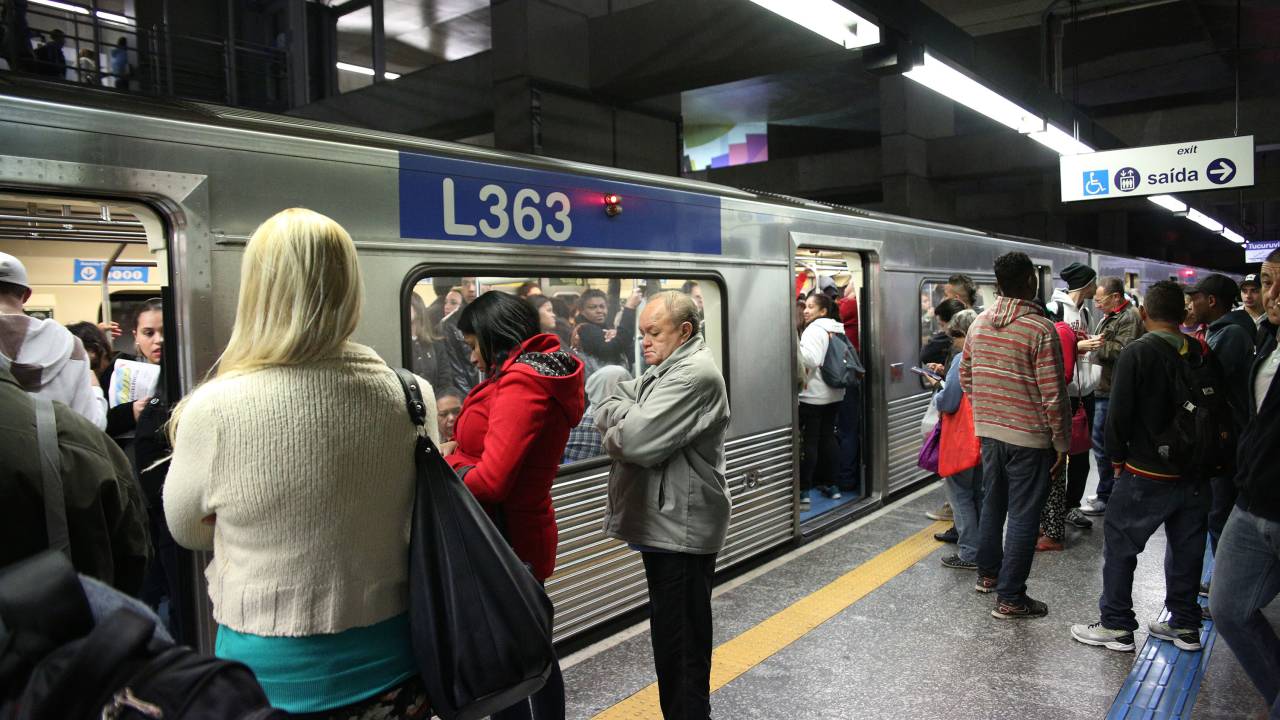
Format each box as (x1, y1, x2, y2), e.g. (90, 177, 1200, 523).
(0, 195, 193, 641)
(793, 243, 880, 534)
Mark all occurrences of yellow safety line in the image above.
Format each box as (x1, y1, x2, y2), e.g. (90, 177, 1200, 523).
(593, 519, 953, 719)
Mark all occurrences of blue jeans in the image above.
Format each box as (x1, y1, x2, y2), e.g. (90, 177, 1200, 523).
(976, 438, 1054, 604)
(944, 464, 984, 563)
(836, 383, 862, 491)
(1208, 474, 1238, 554)
(1099, 470, 1209, 632)
(1209, 507, 1280, 719)
(1092, 396, 1116, 502)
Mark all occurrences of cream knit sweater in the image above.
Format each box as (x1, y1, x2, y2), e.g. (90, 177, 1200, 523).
(164, 343, 438, 636)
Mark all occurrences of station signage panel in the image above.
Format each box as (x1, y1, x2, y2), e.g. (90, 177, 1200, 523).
(72, 260, 150, 284)
(1059, 135, 1254, 203)
(1246, 240, 1280, 263)
(398, 153, 723, 255)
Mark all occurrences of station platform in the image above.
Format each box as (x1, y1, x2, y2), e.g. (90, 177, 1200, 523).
(562, 482, 1272, 720)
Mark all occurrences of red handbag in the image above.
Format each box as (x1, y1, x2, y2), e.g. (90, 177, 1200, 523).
(938, 394, 981, 477)
(1069, 405, 1091, 455)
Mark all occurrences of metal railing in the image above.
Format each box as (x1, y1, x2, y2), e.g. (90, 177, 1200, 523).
(1, 1, 290, 112)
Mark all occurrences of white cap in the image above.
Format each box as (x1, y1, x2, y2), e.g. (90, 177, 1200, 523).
(0, 252, 29, 290)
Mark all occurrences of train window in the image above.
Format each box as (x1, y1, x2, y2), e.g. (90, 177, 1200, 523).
(919, 278, 997, 342)
(403, 273, 724, 467)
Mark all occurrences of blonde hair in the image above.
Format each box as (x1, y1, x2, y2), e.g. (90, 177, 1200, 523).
(169, 208, 362, 441)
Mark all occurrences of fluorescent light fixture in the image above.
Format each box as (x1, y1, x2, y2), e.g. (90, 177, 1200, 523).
(1148, 195, 1187, 213)
(95, 10, 135, 26)
(1186, 208, 1223, 233)
(29, 0, 89, 15)
(904, 51, 1042, 133)
(336, 62, 400, 80)
(1027, 124, 1093, 156)
(1220, 228, 1245, 244)
(748, 0, 880, 50)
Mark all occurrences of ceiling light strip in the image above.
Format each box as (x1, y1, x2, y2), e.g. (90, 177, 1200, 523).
(747, 0, 880, 50)
(336, 62, 400, 80)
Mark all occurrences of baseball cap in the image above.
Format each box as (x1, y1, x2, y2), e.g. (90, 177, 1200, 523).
(1240, 273, 1260, 290)
(0, 252, 30, 290)
(1184, 273, 1239, 304)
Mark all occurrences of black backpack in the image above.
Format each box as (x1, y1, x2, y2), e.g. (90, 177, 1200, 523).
(1141, 335, 1236, 480)
(820, 331, 863, 389)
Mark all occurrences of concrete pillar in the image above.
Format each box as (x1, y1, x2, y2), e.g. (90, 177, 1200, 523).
(878, 75, 954, 221)
(491, 0, 679, 175)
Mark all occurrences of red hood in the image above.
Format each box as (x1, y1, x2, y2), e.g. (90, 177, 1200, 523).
(497, 333, 586, 427)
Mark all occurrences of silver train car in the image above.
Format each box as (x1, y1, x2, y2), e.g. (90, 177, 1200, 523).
(0, 79, 1217, 651)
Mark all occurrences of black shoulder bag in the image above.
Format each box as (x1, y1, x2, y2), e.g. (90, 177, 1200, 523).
(394, 370, 554, 720)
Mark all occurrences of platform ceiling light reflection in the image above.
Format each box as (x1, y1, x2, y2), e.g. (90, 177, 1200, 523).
(1027, 124, 1093, 156)
(748, 0, 880, 49)
(1148, 195, 1188, 213)
(1186, 208, 1224, 233)
(336, 62, 401, 80)
(95, 10, 135, 26)
(1220, 228, 1245, 245)
(28, 0, 89, 15)
(904, 51, 1043, 133)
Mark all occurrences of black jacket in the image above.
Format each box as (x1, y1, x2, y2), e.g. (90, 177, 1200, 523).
(575, 307, 636, 367)
(919, 331, 951, 367)
(1235, 328, 1280, 521)
(1106, 331, 1222, 481)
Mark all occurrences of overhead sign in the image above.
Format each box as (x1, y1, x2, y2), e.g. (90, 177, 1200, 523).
(399, 153, 723, 255)
(1246, 240, 1280, 263)
(73, 260, 150, 284)
(1059, 135, 1254, 202)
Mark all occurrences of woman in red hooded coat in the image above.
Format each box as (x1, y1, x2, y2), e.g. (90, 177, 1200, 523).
(442, 290, 584, 720)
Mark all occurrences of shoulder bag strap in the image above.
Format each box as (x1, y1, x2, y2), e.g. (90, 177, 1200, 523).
(393, 368, 427, 429)
(33, 396, 69, 556)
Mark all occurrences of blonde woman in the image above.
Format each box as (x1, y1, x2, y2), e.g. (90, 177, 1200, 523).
(164, 208, 437, 719)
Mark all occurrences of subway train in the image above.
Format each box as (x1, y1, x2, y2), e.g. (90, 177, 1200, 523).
(0, 77, 1217, 652)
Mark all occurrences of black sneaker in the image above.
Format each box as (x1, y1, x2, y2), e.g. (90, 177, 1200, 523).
(934, 526, 958, 543)
(974, 574, 998, 593)
(991, 596, 1049, 619)
(941, 554, 977, 570)
(1066, 508, 1093, 529)
(1148, 621, 1203, 651)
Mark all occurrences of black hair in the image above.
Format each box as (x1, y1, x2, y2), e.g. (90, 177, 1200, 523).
(1145, 281, 1187, 324)
(806, 292, 835, 319)
(933, 298, 966, 323)
(457, 290, 540, 371)
(516, 281, 541, 298)
(947, 274, 978, 306)
(1099, 276, 1125, 296)
(434, 386, 464, 402)
(681, 280, 700, 294)
(66, 321, 111, 361)
(527, 294, 552, 311)
(432, 276, 462, 296)
(0, 281, 26, 301)
(580, 288, 607, 305)
(993, 252, 1034, 297)
(133, 297, 163, 325)
(550, 296, 574, 320)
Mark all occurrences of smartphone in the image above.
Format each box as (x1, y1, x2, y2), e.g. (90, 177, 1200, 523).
(911, 366, 943, 382)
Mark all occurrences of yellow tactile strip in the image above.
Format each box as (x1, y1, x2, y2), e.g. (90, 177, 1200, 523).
(593, 519, 953, 719)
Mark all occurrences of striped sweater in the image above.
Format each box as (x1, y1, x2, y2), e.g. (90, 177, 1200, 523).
(960, 296, 1071, 452)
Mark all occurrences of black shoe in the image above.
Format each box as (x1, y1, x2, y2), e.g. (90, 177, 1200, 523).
(1066, 508, 1093, 529)
(941, 554, 977, 570)
(974, 574, 998, 594)
(1201, 604, 1212, 620)
(992, 596, 1049, 619)
(934, 526, 958, 543)
(1199, 581, 1210, 598)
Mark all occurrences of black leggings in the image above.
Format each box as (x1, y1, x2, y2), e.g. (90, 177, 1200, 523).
(1065, 395, 1095, 510)
(799, 401, 840, 492)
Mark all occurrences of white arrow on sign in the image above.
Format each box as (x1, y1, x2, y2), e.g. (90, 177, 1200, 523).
(1208, 160, 1235, 183)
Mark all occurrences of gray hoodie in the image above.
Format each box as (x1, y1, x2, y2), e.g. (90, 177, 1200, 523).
(596, 335, 731, 554)
(0, 314, 105, 429)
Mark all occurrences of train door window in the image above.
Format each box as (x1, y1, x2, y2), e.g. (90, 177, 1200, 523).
(794, 249, 867, 521)
(402, 272, 724, 467)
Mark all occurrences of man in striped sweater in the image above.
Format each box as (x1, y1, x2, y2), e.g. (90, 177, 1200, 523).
(961, 251, 1070, 619)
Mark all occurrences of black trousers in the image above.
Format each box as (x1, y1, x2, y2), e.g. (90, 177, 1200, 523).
(1065, 394, 1095, 511)
(799, 401, 839, 492)
(642, 551, 716, 720)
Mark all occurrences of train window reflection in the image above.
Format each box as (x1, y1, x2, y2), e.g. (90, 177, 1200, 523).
(404, 273, 723, 466)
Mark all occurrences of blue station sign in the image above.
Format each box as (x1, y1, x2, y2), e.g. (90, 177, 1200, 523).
(72, 260, 150, 284)
(398, 153, 722, 255)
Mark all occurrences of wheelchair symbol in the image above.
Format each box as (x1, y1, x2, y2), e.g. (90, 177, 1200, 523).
(1083, 170, 1109, 197)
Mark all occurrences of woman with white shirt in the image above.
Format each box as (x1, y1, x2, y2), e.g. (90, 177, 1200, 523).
(164, 208, 438, 719)
(798, 292, 847, 510)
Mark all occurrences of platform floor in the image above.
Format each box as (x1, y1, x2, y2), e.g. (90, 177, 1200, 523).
(561, 480, 1273, 719)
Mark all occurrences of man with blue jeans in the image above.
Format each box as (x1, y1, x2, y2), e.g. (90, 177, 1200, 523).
(961, 253, 1069, 619)
(1210, 251, 1280, 718)
(1071, 281, 1226, 653)
(1081, 277, 1144, 516)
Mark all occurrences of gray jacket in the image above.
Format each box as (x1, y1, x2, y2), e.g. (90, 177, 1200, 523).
(596, 335, 731, 554)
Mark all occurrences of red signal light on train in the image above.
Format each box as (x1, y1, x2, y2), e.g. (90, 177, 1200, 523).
(603, 193, 623, 217)
(1182, 268, 1195, 277)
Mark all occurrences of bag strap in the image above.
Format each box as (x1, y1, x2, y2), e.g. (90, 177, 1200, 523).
(36, 608, 156, 720)
(393, 368, 428, 429)
(33, 395, 70, 556)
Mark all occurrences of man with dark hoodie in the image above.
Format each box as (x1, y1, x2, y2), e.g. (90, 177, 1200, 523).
(961, 251, 1070, 620)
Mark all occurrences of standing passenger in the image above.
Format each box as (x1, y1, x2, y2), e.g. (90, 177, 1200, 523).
(434, 387, 462, 443)
(442, 290, 584, 720)
(1036, 312, 1078, 552)
(935, 309, 983, 569)
(596, 290, 730, 720)
(409, 292, 451, 393)
(165, 209, 434, 718)
(797, 292, 847, 508)
(574, 287, 640, 370)
(1046, 262, 1099, 530)
(961, 251, 1069, 619)
(1209, 249, 1280, 715)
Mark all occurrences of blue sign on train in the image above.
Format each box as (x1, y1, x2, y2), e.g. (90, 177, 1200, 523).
(398, 153, 722, 255)
(73, 260, 150, 284)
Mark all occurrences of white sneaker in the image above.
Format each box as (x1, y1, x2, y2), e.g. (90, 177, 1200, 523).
(1071, 622, 1135, 652)
(1080, 498, 1107, 516)
(926, 502, 953, 521)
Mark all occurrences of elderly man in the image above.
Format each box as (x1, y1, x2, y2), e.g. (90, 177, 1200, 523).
(596, 290, 730, 720)
(1209, 248, 1280, 717)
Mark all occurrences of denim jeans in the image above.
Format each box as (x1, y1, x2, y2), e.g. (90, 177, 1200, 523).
(1209, 507, 1280, 719)
(976, 438, 1054, 604)
(1099, 471, 1209, 632)
(836, 383, 862, 491)
(1208, 475, 1239, 554)
(1092, 396, 1116, 502)
(944, 464, 984, 563)
(642, 551, 717, 720)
